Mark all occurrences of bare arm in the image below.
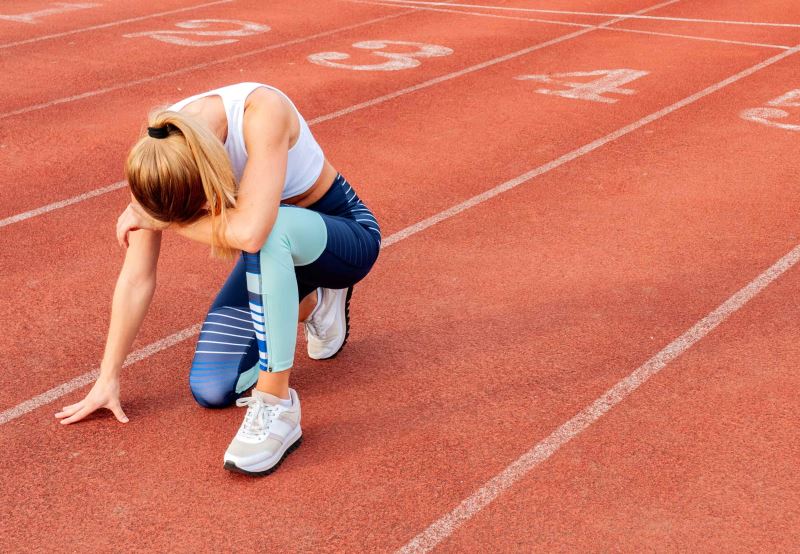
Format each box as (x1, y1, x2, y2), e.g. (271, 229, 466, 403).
(56, 228, 161, 424)
(175, 89, 291, 253)
(100, 228, 162, 379)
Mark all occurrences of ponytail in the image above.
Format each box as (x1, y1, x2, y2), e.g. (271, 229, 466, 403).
(125, 109, 237, 258)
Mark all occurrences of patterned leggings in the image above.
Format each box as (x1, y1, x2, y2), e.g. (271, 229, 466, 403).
(188, 174, 380, 408)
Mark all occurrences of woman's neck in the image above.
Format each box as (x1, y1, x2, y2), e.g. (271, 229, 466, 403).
(181, 95, 228, 144)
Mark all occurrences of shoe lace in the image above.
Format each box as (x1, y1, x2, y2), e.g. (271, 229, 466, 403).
(235, 397, 278, 439)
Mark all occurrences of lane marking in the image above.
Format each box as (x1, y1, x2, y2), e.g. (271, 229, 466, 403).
(0, 2, 98, 24)
(122, 18, 269, 47)
(353, 0, 793, 51)
(379, 0, 800, 29)
(0, 325, 201, 425)
(397, 249, 800, 553)
(515, 69, 650, 104)
(254, 0, 676, 127)
(741, 89, 800, 132)
(308, 39, 453, 71)
(0, 0, 234, 49)
(608, 23, 794, 51)
(352, 0, 592, 29)
(4, 2, 784, 429)
(0, 1, 678, 228)
(740, 106, 800, 130)
(0, 10, 412, 121)
(395, 43, 800, 554)
(0, 181, 128, 228)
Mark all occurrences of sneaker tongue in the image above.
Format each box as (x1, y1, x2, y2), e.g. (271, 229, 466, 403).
(252, 389, 286, 406)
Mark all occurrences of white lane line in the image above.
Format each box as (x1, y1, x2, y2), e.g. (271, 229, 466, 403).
(379, 0, 800, 29)
(397, 247, 800, 554)
(0, 0, 234, 50)
(0, 2, 98, 24)
(0, 10, 412, 121)
(354, 0, 793, 51)
(0, 181, 127, 228)
(610, 23, 793, 50)
(0, 0, 676, 229)
(386, 47, 800, 249)
(395, 44, 800, 554)
(0, 325, 201, 425)
(2, 18, 793, 432)
(352, 0, 593, 29)
(310, 0, 678, 125)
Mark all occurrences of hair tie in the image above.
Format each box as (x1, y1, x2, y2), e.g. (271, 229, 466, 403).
(148, 126, 170, 139)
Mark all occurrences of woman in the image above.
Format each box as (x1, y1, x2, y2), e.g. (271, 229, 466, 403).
(54, 82, 381, 476)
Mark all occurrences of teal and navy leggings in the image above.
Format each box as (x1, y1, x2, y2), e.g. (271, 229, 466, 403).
(188, 174, 380, 408)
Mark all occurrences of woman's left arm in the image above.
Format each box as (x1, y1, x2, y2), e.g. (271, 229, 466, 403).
(173, 91, 292, 253)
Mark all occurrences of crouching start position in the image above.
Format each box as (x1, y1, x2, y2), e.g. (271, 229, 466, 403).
(55, 82, 381, 475)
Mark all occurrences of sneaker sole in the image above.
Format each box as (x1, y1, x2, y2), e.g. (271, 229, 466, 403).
(223, 435, 303, 477)
(326, 286, 352, 359)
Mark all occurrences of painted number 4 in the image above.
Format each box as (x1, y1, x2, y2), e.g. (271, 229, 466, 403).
(515, 69, 649, 104)
(740, 89, 800, 132)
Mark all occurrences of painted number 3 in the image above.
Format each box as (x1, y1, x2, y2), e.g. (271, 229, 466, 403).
(308, 40, 453, 71)
(124, 19, 269, 47)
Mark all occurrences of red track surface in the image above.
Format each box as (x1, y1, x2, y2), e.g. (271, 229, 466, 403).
(2, 0, 799, 551)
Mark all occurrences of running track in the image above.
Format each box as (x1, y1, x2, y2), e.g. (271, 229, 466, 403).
(1, 0, 799, 551)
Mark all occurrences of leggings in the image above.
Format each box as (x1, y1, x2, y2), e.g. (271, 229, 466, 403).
(188, 174, 381, 408)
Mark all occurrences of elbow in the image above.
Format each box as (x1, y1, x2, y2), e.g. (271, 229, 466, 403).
(240, 241, 262, 254)
(239, 233, 265, 254)
(237, 224, 269, 254)
(231, 207, 275, 254)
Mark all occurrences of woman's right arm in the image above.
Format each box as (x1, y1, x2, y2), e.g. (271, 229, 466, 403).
(55, 228, 162, 425)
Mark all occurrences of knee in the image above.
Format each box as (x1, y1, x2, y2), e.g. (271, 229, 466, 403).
(189, 378, 236, 409)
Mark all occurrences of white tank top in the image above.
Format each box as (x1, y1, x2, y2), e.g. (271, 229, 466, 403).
(169, 82, 325, 200)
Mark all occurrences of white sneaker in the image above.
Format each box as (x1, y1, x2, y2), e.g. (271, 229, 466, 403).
(304, 287, 352, 360)
(223, 388, 302, 476)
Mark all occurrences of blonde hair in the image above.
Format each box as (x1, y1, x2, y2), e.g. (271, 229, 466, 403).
(124, 109, 237, 258)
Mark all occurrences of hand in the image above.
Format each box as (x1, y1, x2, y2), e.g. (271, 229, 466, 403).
(116, 201, 169, 248)
(55, 375, 129, 425)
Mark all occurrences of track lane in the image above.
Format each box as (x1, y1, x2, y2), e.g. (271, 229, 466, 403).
(395, 48, 800, 552)
(384, 0, 800, 46)
(0, 6, 587, 216)
(0, 1, 206, 39)
(611, 0, 800, 47)
(2, 2, 799, 552)
(0, 29, 778, 407)
(433, 240, 800, 553)
(0, 0, 236, 49)
(363, 0, 796, 51)
(3, 68, 800, 546)
(0, 0, 413, 113)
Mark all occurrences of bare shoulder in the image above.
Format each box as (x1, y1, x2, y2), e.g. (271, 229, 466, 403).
(246, 87, 292, 120)
(243, 87, 295, 143)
